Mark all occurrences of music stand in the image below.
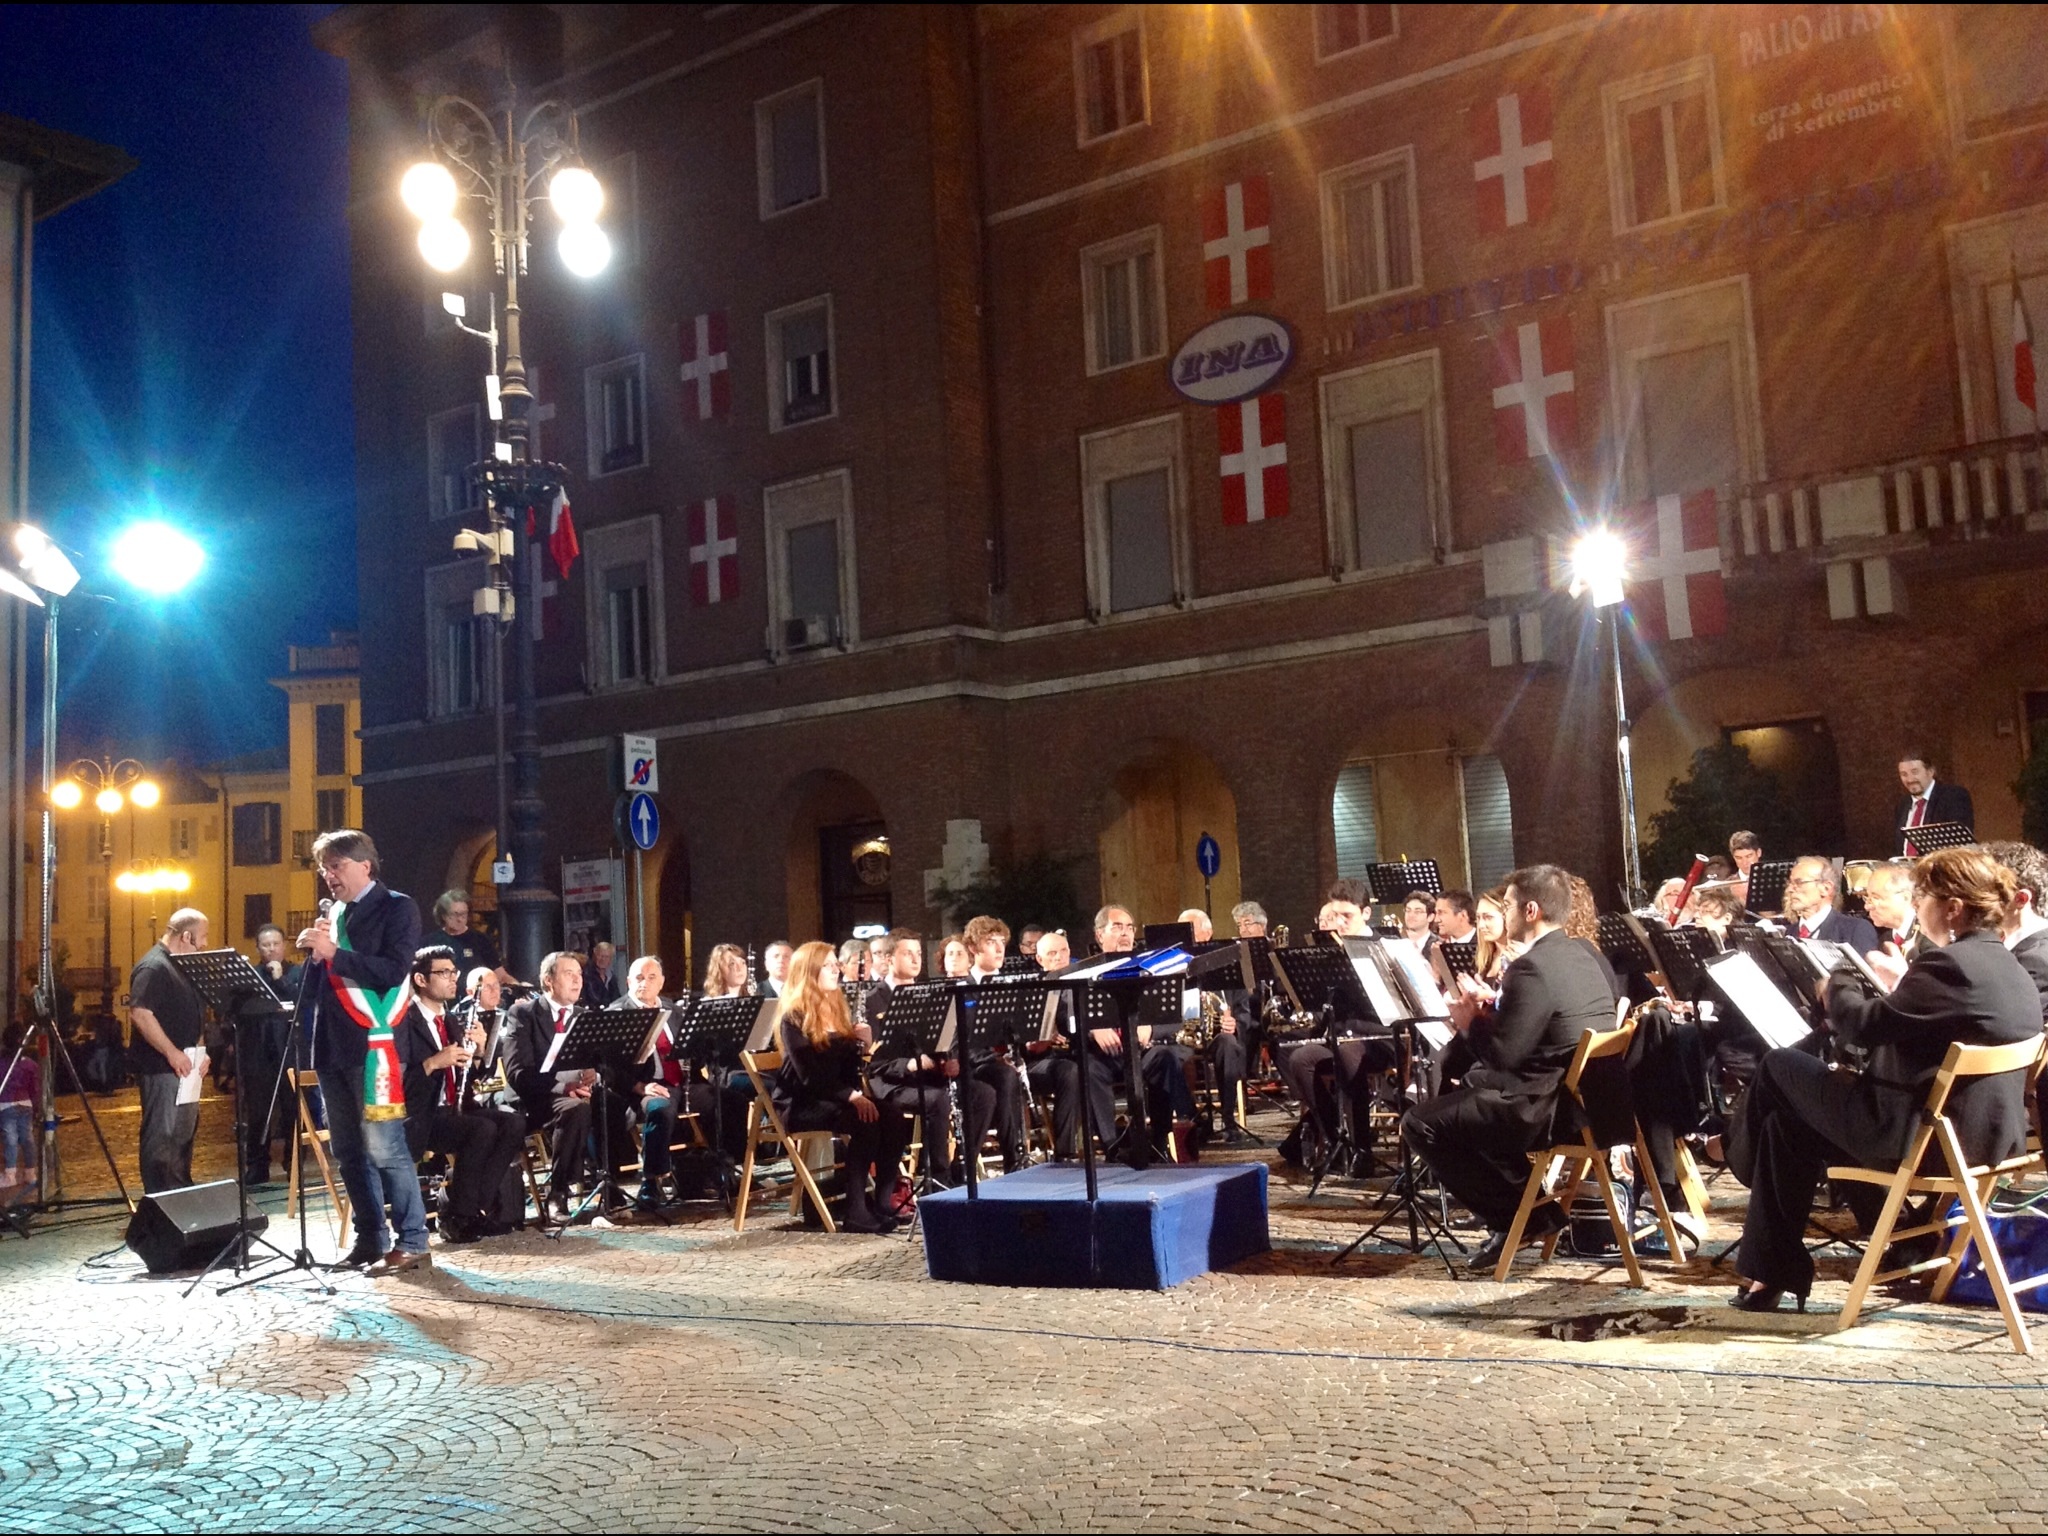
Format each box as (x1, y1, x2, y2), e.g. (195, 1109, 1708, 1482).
(1366, 859, 1442, 904)
(167, 949, 319, 1295)
(1437, 938, 1478, 978)
(951, 983, 1047, 1198)
(543, 1005, 663, 1227)
(1744, 860, 1795, 917)
(660, 996, 768, 1208)
(1142, 922, 1196, 951)
(1900, 820, 1974, 859)
(997, 952, 1041, 976)
(1597, 914, 1656, 979)
(1268, 944, 1384, 1197)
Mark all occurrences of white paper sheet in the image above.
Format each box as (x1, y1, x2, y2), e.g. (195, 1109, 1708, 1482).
(176, 1046, 208, 1105)
(1707, 952, 1812, 1049)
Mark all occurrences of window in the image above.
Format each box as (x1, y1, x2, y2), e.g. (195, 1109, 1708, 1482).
(600, 152, 640, 266)
(1073, 10, 1149, 145)
(1603, 60, 1724, 232)
(765, 469, 857, 654)
(1605, 278, 1764, 502)
(1081, 229, 1166, 375)
(757, 81, 826, 217)
(1459, 754, 1516, 892)
(585, 356, 647, 476)
(86, 873, 107, 924)
(1079, 414, 1188, 618)
(1948, 6, 2048, 141)
(314, 703, 347, 777)
(1317, 349, 1449, 573)
(443, 601, 480, 713)
(242, 893, 273, 940)
(582, 516, 665, 687)
(169, 817, 196, 859)
(315, 788, 349, 833)
(766, 296, 835, 430)
(1333, 763, 1379, 882)
(232, 802, 282, 867)
(427, 405, 483, 521)
(1319, 149, 1419, 309)
(1314, 3, 1396, 61)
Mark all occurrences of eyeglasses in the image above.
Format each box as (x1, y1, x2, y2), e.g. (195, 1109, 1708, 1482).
(426, 966, 459, 979)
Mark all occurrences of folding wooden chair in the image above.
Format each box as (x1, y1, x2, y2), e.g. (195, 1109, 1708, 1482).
(285, 1068, 348, 1243)
(1832, 1034, 2048, 1356)
(1496, 1005, 1650, 1286)
(733, 1047, 841, 1233)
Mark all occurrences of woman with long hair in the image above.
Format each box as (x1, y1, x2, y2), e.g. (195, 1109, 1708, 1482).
(768, 941, 910, 1233)
(1472, 888, 1512, 986)
(701, 943, 750, 999)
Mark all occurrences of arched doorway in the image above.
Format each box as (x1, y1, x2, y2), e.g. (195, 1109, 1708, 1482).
(442, 826, 500, 939)
(1097, 741, 1241, 927)
(1323, 708, 1520, 898)
(781, 769, 891, 943)
(655, 837, 693, 992)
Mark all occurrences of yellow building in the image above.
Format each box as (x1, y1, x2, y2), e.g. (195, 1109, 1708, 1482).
(37, 634, 360, 1019)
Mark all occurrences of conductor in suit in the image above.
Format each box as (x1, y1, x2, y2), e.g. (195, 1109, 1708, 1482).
(1780, 857, 1881, 953)
(1403, 864, 1619, 1273)
(1896, 749, 1974, 854)
(1731, 846, 2042, 1312)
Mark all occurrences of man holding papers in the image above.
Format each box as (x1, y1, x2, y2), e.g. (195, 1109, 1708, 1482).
(1403, 865, 1618, 1273)
(127, 909, 212, 1194)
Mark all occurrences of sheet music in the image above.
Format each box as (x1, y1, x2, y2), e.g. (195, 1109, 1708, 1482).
(1413, 1017, 1454, 1051)
(1384, 939, 1451, 1020)
(1708, 952, 1812, 1049)
(1349, 955, 1406, 1027)
(176, 1046, 208, 1105)
(1799, 937, 1889, 993)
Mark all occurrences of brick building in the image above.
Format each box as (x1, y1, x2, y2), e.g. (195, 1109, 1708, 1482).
(319, 4, 2048, 979)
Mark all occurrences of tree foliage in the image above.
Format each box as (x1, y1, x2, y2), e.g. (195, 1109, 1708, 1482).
(1640, 740, 1812, 882)
(929, 850, 1088, 942)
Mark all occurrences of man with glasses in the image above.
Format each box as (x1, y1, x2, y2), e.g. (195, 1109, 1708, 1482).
(398, 944, 525, 1242)
(296, 829, 426, 1272)
(1779, 856, 1879, 953)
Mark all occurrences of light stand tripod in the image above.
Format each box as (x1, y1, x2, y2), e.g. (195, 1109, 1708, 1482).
(1334, 1023, 1465, 1277)
(0, 1006, 131, 1237)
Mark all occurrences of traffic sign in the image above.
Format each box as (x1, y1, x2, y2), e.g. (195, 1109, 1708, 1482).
(627, 791, 661, 851)
(623, 733, 659, 792)
(1196, 832, 1221, 879)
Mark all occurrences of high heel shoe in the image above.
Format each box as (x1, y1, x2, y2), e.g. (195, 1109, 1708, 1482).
(1729, 1285, 1806, 1314)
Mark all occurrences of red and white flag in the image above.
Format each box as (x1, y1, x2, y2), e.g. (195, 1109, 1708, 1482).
(679, 311, 730, 422)
(1471, 88, 1554, 233)
(1623, 490, 1725, 643)
(542, 488, 578, 579)
(1490, 316, 1576, 462)
(2014, 274, 2037, 420)
(688, 495, 739, 605)
(1219, 392, 1288, 524)
(1201, 176, 1272, 309)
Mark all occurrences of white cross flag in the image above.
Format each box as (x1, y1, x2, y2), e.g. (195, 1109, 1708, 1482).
(1219, 392, 1289, 524)
(678, 311, 730, 421)
(1490, 316, 1576, 462)
(688, 495, 739, 605)
(1201, 175, 1272, 309)
(1471, 88, 1554, 232)
(1624, 490, 1726, 643)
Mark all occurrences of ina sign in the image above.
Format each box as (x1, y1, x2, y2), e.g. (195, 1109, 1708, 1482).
(1167, 312, 1295, 405)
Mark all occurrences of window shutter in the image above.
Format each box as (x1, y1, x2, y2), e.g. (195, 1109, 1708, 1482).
(1333, 763, 1379, 881)
(1461, 754, 1516, 892)
(1105, 468, 1173, 611)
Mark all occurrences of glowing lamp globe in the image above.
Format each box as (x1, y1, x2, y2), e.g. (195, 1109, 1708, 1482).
(557, 222, 612, 278)
(111, 522, 205, 596)
(50, 781, 83, 810)
(418, 216, 473, 274)
(548, 165, 604, 225)
(400, 161, 459, 221)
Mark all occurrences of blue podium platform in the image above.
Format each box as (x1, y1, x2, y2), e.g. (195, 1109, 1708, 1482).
(920, 1162, 1270, 1289)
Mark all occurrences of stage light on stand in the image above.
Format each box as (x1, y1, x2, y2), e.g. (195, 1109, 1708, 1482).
(110, 522, 204, 596)
(1569, 529, 1628, 609)
(14, 526, 79, 597)
(1569, 526, 1643, 906)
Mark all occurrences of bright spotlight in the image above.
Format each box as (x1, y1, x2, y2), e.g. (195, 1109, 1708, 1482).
(115, 872, 138, 895)
(50, 780, 83, 810)
(557, 222, 611, 278)
(14, 525, 80, 597)
(548, 165, 604, 225)
(94, 788, 123, 815)
(418, 216, 473, 273)
(111, 522, 205, 595)
(400, 160, 459, 221)
(129, 779, 161, 809)
(1569, 529, 1629, 609)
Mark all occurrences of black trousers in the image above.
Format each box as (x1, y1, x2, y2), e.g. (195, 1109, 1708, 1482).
(1279, 1035, 1397, 1147)
(236, 1016, 289, 1178)
(1028, 1050, 1116, 1159)
(779, 1095, 912, 1218)
(1138, 1040, 1195, 1145)
(1733, 1047, 1911, 1294)
(526, 1089, 633, 1200)
(968, 1054, 1026, 1170)
(1210, 1027, 1251, 1127)
(418, 1103, 525, 1223)
(1402, 1083, 1555, 1231)
(869, 1059, 990, 1180)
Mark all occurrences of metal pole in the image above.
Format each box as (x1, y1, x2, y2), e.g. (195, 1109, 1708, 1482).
(634, 846, 646, 959)
(34, 596, 58, 1199)
(1610, 611, 1643, 908)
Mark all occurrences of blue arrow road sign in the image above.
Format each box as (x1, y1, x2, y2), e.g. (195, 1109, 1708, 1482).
(628, 792, 661, 851)
(1196, 833, 1221, 879)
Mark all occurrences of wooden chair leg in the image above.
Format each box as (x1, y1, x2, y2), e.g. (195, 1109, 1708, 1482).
(1495, 1156, 1552, 1283)
(1540, 1156, 1591, 1264)
(785, 1134, 836, 1234)
(1591, 1157, 1646, 1287)
(1635, 1131, 1687, 1261)
(1676, 1140, 1710, 1222)
(1937, 1122, 2033, 1355)
(734, 1103, 763, 1233)
(1929, 1176, 1990, 1304)
(1836, 1168, 1917, 1333)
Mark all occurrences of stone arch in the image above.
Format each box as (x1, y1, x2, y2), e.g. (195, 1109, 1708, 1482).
(776, 767, 891, 944)
(440, 823, 499, 931)
(1322, 707, 1515, 897)
(1094, 738, 1241, 928)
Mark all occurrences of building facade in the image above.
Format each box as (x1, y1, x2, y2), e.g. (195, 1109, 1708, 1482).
(321, 4, 2048, 978)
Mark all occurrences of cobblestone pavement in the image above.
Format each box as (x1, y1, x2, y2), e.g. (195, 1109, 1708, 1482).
(4, 1084, 2048, 1532)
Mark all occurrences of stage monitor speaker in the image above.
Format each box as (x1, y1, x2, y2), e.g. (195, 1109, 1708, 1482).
(125, 1179, 267, 1274)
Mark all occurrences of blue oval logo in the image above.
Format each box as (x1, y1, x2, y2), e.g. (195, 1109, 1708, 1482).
(1167, 312, 1295, 405)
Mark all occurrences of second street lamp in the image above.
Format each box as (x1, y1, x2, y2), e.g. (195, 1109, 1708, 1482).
(55, 757, 160, 1017)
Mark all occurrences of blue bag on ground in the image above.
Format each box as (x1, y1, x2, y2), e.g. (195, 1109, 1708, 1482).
(1946, 1202, 2048, 1314)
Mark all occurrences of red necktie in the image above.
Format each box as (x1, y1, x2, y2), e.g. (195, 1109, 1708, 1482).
(555, 1007, 570, 1033)
(1797, 923, 1811, 940)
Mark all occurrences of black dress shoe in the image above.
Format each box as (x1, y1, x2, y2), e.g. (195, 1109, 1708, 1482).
(1468, 1205, 1567, 1273)
(333, 1238, 383, 1270)
(1730, 1286, 1806, 1314)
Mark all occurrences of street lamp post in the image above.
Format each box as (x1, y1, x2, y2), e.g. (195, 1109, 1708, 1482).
(403, 95, 610, 979)
(1569, 530, 1645, 908)
(52, 756, 159, 1015)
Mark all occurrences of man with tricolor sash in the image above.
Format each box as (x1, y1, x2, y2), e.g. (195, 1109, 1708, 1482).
(297, 829, 428, 1272)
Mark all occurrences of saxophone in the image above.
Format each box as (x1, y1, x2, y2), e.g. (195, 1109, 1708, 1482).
(1180, 990, 1226, 1050)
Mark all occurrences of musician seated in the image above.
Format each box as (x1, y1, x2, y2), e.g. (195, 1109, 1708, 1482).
(1731, 847, 2041, 1311)
(767, 941, 910, 1234)
(1403, 864, 1618, 1272)
(1204, 900, 1271, 1144)
(1986, 841, 2048, 1005)
(1026, 929, 1117, 1161)
(1088, 904, 1198, 1159)
(615, 955, 691, 1210)
(1399, 891, 1438, 957)
(1276, 884, 1400, 1173)
(1472, 890, 1512, 987)
(960, 915, 1027, 1173)
(1860, 861, 1925, 961)
(865, 926, 982, 1189)
(940, 934, 971, 979)
(504, 950, 633, 1221)
(1176, 908, 1214, 943)
(696, 942, 761, 1162)
(396, 944, 524, 1242)
(1779, 856, 1880, 952)
(1650, 878, 1687, 926)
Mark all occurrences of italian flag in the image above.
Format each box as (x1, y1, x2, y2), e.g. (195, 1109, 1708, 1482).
(2016, 276, 2038, 421)
(328, 905, 413, 1120)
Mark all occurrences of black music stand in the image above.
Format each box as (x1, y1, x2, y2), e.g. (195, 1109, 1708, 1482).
(1142, 922, 1196, 951)
(1269, 944, 1380, 1197)
(1597, 914, 1656, 981)
(952, 982, 1047, 1199)
(1900, 820, 1974, 859)
(667, 996, 770, 1207)
(1744, 860, 1794, 917)
(998, 952, 1041, 976)
(865, 983, 958, 1202)
(544, 1005, 663, 1227)
(167, 949, 320, 1295)
(1437, 939, 1478, 978)
(1366, 859, 1442, 904)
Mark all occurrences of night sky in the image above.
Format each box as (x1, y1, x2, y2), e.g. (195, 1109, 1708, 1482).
(1, 4, 355, 768)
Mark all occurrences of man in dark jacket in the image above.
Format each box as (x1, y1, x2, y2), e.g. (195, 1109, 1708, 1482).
(1896, 750, 1975, 854)
(1404, 864, 1618, 1272)
(1781, 857, 1881, 954)
(396, 944, 524, 1241)
(297, 829, 426, 1272)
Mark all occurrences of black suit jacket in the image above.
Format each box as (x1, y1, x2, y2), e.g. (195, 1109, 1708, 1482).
(2009, 929, 2048, 1020)
(1466, 928, 1618, 1106)
(1896, 781, 1975, 839)
(1808, 907, 1882, 956)
(504, 995, 586, 1113)
(584, 966, 622, 1008)
(307, 883, 423, 1073)
(395, 1002, 466, 1155)
(1828, 928, 2040, 1165)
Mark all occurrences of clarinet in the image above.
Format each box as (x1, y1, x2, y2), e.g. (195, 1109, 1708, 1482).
(745, 943, 758, 997)
(455, 1001, 496, 1111)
